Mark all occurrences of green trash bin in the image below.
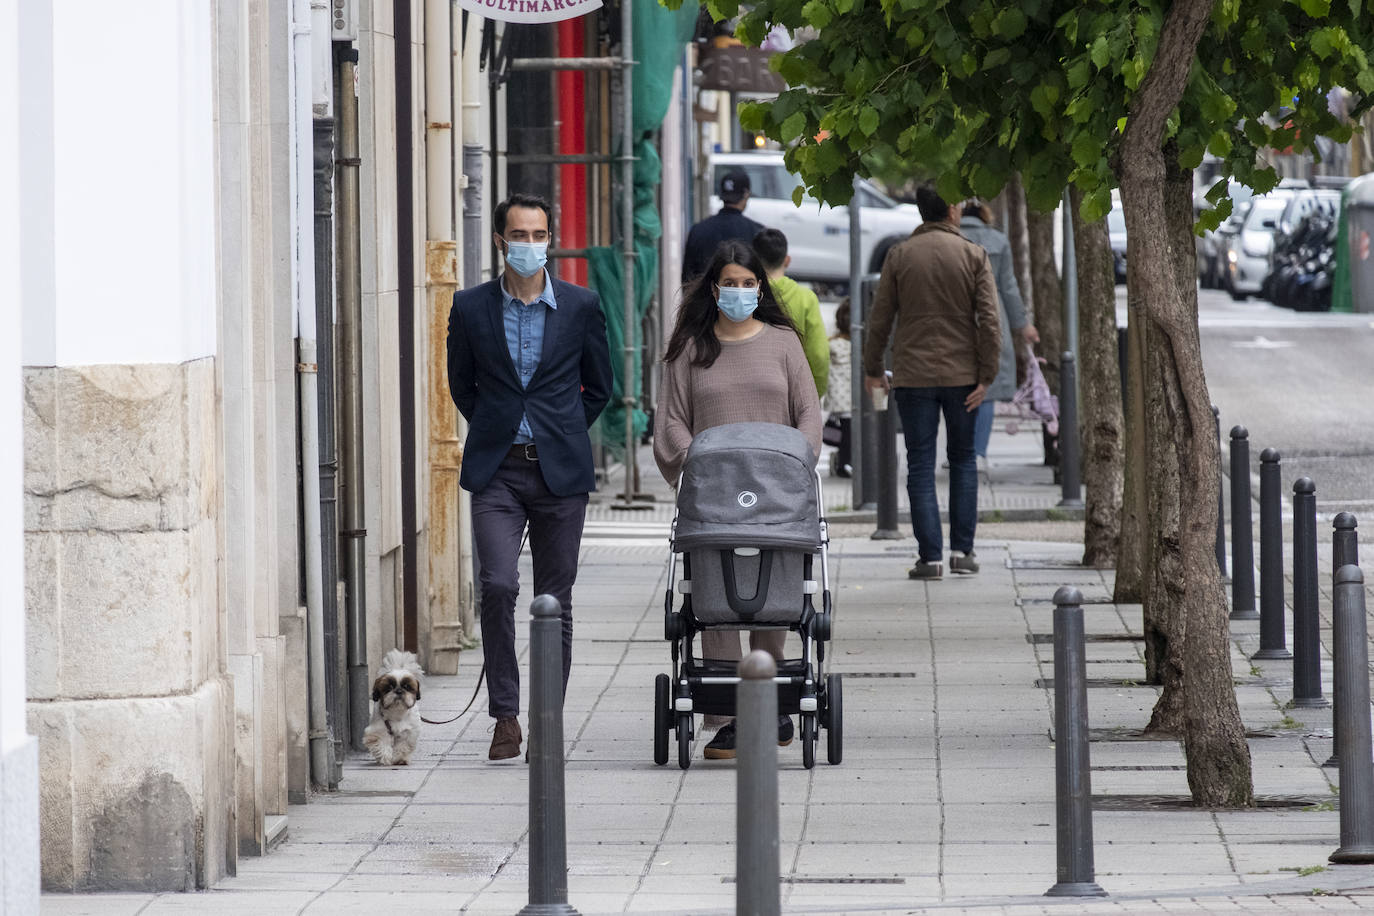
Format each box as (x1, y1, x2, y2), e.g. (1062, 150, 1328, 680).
(1337, 173, 1374, 314)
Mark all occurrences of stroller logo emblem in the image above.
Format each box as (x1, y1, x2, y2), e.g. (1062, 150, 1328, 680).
(737, 490, 758, 508)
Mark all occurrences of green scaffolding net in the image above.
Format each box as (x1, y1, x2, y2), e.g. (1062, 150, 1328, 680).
(588, 0, 699, 458)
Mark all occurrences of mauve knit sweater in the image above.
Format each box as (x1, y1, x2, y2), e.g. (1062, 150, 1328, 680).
(653, 323, 823, 485)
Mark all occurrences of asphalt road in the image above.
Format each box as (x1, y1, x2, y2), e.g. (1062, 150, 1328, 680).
(822, 284, 1374, 510)
(1196, 288, 1374, 512)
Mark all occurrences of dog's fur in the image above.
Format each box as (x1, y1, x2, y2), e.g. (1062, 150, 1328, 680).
(363, 649, 423, 765)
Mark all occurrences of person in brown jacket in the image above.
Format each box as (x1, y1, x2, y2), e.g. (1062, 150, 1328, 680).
(864, 184, 1001, 580)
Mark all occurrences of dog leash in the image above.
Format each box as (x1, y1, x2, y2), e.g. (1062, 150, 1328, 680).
(420, 663, 486, 725)
(419, 525, 528, 727)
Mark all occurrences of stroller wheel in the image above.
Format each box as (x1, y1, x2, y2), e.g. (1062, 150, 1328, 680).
(801, 714, 816, 770)
(677, 713, 693, 770)
(654, 674, 670, 766)
(825, 674, 843, 765)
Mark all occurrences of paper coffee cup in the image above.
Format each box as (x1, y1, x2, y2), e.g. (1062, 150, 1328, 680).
(870, 386, 888, 412)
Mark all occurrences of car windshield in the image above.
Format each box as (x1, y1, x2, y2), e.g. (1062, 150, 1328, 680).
(1245, 196, 1289, 229)
(1222, 200, 1252, 228)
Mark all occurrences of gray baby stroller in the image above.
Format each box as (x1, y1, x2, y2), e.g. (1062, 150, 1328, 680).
(654, 421, 842, 769)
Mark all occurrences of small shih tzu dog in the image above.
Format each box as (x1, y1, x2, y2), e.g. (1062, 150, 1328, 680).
(363, 649, 423, 766)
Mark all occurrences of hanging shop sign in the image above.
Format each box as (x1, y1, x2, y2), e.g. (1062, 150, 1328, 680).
(457, 0, 600, 23)
(697, 45, 785, 95)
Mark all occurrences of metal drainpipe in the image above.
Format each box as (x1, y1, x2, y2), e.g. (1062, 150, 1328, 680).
(461, 18, 485, 291)
(395, 0, 419, 652)
(314, 109, 344, 770)
(488, 22, 502, 257)
(458, 14, 484, 649)
(310, 0, 342, 776)
(424, 0, 462, 675)
(450, 5, 477, 647)
(618, 0, 636, 506)
(335, 44, 370, 753)
(292, 0, 335, 789)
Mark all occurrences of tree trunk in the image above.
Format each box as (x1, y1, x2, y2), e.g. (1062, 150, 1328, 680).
(1070, 190, 1124, 568)
(1027, 207, 1063, 396)
(1007, 174, 1034, 318)
(1142, 147, 1205, 717)
(1119, 0, 1253, 807)
(1114, 292, 1147, 602)
(1142, 294, 1184, 727)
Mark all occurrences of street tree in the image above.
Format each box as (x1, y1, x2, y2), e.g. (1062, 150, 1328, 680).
(680, 0, 1374, 805)
(1070, 188, 1124, 569)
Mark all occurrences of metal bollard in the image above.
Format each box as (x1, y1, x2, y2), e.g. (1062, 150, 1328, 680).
(853, 273, 881, 512)
(1328, 566, 1374, 864)
(1214, 407, 1228, 580)
(1229, 426, 1258, 619)
(520, 595, 579, 916)
(1334, 512, 1359, 570)
(1045, 587, 1107, 898)
(1324, 514, 1359, 768)
(1291, 478, 1327, 708)
(873, 394, 901, 539)
(736, 650, 781, 916)
(1254, 450, 1291, 659)
(1057, 352, 1084, 509)
(858, 386, 879, 511)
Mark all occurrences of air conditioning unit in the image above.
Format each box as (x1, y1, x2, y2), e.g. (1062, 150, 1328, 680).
(331, 0, 357, 41)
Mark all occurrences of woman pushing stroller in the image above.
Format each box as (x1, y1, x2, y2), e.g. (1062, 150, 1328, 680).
(653, 240, 822, 759)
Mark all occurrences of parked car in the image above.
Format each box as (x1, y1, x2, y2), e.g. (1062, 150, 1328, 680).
(1196, 180, 1254, 289)
(707, 152, 922, 289)
(1206, 200, 1251, 289)
(1224, 189, 1298, 300)
(1107, 197, 1127, 283)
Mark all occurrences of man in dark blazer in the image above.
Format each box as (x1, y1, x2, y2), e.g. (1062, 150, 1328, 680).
(447, 193, 613, 761)
(681, 169, 764, 285)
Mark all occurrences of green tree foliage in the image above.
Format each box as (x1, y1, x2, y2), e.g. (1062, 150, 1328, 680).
(681, 0, 1374, 222)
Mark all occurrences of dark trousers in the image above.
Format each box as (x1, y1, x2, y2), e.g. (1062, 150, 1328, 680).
(893, 385, 979, 562)
(470, 454, 588, 720)
(835, 416, 852, 470)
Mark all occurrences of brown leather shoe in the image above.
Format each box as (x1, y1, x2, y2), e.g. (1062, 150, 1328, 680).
(489, 717, 522, 761)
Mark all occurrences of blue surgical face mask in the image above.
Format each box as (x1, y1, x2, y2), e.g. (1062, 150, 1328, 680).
(503, 239, 548, 278)
(716, 285, 759, 322)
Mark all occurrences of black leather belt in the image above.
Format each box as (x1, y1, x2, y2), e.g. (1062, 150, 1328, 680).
(507, 443, 539, 461)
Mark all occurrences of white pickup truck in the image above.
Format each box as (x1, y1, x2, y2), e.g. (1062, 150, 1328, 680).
(707, 151, 923, 290)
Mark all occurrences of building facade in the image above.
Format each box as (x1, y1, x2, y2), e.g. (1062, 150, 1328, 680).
(12, 0, 696, 895)
(3, 0, 40, 907)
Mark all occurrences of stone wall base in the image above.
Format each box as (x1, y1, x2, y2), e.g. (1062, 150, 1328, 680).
(29, 679, 236, 892)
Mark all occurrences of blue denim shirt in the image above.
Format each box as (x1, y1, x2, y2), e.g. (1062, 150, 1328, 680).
(500, 270, 558, 444)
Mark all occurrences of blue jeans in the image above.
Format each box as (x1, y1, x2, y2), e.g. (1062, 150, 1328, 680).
(974, 399, 995, 458)
(893, 386, 979, 563)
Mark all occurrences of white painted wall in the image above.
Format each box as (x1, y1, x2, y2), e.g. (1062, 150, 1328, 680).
(18, 2, 55, 368)
(0, 0, 25, 758)
(2, 5, 40, 899)
(47, 0, 217, 367)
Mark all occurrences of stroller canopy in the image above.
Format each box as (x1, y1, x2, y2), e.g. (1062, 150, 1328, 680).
(672, 422, 821, 551)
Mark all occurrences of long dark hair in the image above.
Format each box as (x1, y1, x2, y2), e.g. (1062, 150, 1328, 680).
(664, 240, 796, 368)
(832, 297, 851, 340)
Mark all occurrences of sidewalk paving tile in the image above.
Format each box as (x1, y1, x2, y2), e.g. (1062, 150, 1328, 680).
(47, 423, 1374, 913)
(40, 896, 154, 916)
